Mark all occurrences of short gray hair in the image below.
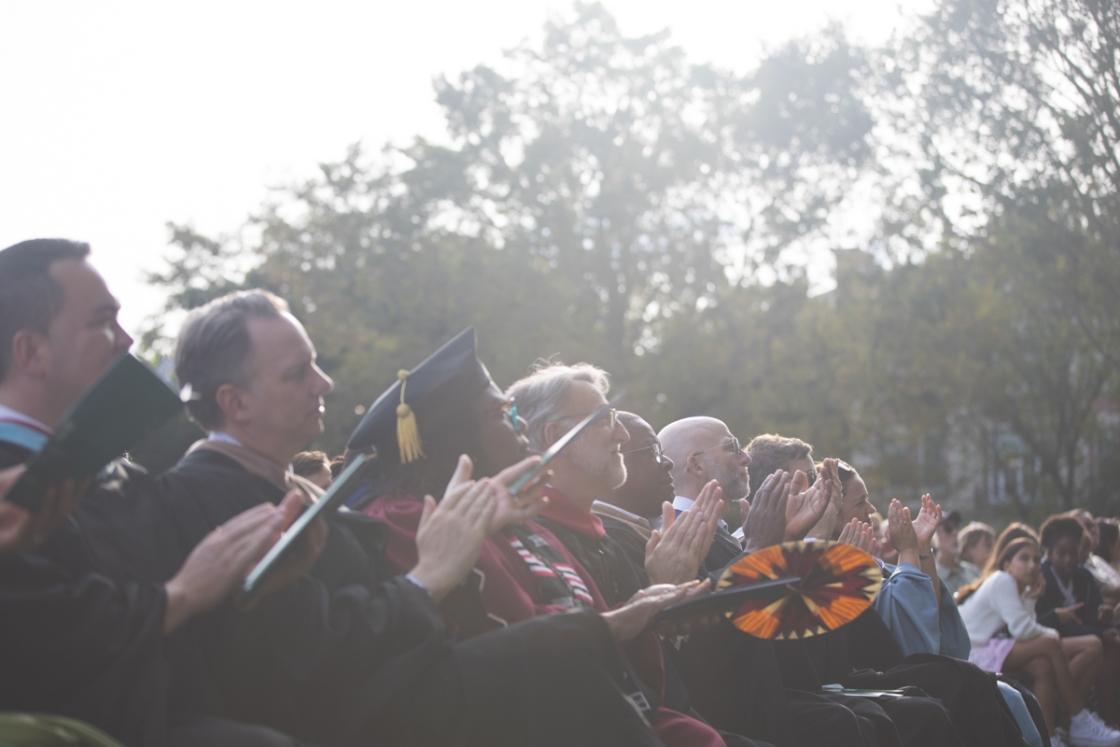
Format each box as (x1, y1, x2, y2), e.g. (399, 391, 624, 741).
(175, 290, 289, 430)
(506, 363, 610, 452)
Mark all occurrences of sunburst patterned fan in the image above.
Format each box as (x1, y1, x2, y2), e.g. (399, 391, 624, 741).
(716, 540, 882, 640)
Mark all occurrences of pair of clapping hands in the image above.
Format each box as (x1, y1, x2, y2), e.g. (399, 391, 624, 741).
(643, 458, 844, 583)
(412, 454, 714, 642)
(836, 495, 942, 567)
(737, 458, 845, 552)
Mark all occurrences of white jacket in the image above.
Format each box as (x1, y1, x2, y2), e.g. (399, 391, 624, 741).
(958, 570, 1058, 647)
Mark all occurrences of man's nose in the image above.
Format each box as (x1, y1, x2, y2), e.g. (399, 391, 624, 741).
(314, 365, 334, 394)
(614, 421, 630, 445)
(116, 324, 134, 352)
(738, 451, 751, 466)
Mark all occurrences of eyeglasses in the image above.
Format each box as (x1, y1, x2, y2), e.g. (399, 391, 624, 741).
(557, 408, 619, 431)
(696, 436, 741, 456)
(621, 442, 667, 464)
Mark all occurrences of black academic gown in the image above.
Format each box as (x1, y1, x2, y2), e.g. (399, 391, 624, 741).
(788, 609, 1028, 747)
(0, 441, 171, 746)
(157, 448, 664, 747)
(536, 513, 776, 747)
(597, 512, 884, 747)
(1, 437, 309, 747)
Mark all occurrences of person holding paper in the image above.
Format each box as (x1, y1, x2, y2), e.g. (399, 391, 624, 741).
(0, 239, 338, 746)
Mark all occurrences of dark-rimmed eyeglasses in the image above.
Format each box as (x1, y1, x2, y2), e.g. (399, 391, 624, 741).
(621, 442, 667, 464)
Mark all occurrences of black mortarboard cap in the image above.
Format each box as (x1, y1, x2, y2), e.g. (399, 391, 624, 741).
(347, 327, 492, 463)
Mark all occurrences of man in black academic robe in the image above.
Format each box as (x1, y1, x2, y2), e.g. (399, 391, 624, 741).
(0, 239, 317, 747)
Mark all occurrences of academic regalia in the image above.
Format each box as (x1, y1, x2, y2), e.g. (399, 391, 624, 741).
(0, 429, 304, 747)
(535, 491, 784, 747)
(598, 500, 879, 747)
(363, 492, 727, 747)
(789, 609, 1025, 747)
(159, 441, 665, 747)
(0, 541, 170, 746)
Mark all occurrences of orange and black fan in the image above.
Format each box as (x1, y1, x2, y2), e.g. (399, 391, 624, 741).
(654, 541, 882, 639)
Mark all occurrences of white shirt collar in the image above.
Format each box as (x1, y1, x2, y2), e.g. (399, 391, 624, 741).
(208, 430, 244, 447)
(671, 495, 695, 511)
(0, 404, 52, 435)
(672, 495, 730, 533)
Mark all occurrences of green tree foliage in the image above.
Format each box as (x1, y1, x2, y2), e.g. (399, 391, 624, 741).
(149, 3, 873, 455)
(143, 1, 1120, 522)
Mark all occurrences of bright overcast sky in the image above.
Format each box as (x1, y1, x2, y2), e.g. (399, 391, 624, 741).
(0, 0, 929, 333)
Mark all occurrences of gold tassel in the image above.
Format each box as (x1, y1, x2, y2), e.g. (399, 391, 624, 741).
(396, 369, 424, 463)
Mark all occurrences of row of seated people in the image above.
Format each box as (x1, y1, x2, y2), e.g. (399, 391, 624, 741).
(730, 436, 1120, 747)
(0, 237, 1107, 747)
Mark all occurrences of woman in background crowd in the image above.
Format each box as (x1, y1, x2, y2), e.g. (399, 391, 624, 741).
(959, 522, 996, 573)
(958, 536, 1120, 747)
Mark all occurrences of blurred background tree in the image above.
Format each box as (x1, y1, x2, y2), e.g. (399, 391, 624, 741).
(142, 0, 1119, 524)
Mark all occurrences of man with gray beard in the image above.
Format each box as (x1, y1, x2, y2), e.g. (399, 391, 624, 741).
(507, 364, 772, 747)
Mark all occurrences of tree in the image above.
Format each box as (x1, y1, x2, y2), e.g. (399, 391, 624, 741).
(147, 3, 873, 454)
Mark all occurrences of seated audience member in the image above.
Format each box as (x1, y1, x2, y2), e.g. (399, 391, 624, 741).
(748, 442, 1026, 747)
(291, 450, 332, 489)
(936, 510, 981, 596)
(350, 330, 723, 747)
(958, 536, 1120, 747)
(595, 412, 880, 747)
(1036, 515, 1120, 728)
(506, 371, 787, 747)
(0, 239, 326, 747)
(744, 434, 842, 543)
(168, 308, 668, 746)
(662, 424, 974, 747)
(958, 522, 996, 578)
(830, 471, 1044, 747)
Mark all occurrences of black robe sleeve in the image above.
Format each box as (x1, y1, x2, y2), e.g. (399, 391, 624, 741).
(0, 551, 172, 747)
(157, 451, 453, 743)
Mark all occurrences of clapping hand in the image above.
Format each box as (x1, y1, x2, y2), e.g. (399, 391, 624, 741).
(837, 518, 880, 555)
(785, 459, 839, 541)
(411, 455, 500, 603)
(741, 471, 791, 554)
(646, 480, 723, 585)
(912, 494, 941, 554)
(887, 498, 922, 567)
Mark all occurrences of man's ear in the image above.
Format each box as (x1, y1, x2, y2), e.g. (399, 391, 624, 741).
(214, 383, 249, 427)
(9, 329, 49, 379)
(542, 420, 566, 450)
(686, 452, 704, 478)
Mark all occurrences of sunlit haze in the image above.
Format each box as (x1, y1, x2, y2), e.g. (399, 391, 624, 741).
(1, 0, 928, 333)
